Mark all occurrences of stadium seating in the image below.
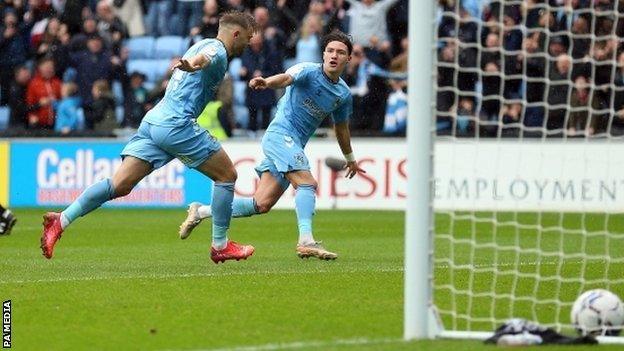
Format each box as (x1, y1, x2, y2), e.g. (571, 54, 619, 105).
(126, 59, 161, 83)
(126, 36, 156, 60)
(154, 36, 186, 59)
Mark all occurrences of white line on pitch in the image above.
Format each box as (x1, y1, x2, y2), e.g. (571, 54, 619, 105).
(0, 267, 403, 285)
(161, 337, 404, 351)
(0, 260, 584, 285)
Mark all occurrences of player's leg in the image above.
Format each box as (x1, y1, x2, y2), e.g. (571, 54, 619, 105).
(286, 170, 338, 260)
(189, 165, 288, 219)
(163, 121, 252, 262)
(194, 149, 254, 263)
(41, 121, 169, 259)
(41, 156, 153, 259)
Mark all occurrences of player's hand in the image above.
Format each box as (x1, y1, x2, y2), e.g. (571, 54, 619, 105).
(173, 58, 196, 72)
(249, 77, 267, 90)
(344, 161, 365, 179)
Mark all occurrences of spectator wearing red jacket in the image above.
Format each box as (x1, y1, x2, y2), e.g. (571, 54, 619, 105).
(26, 57, 61, 129)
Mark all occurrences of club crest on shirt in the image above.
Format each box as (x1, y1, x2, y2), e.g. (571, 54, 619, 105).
(284, 136, 294, 148)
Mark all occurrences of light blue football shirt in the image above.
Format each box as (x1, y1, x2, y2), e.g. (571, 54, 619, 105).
(144, 38, 228, 127)
(267, 62, 353, 145)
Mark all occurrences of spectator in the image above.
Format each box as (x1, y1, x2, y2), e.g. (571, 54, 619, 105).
(7, 66, 32, 128)
(568, 75, 591, 136)
(26, 57, 62, 129)
(294, 14, 322, 64)
(95, 0, 127, 53)
(345, 0, 400, 48)
(68, 15, 99, 52)
(111, 0, 145, 37)
(175, 0, 204, 36)
(0, 10, 29, 106)
(54, 82, 81, 134)
(122, 71, 148, 128)
(547, 54, 572, 132)
(389, 36, 408, 73)
(84, 78, 116, 133)
(342, 44, 368, 130)
(382, 79, 407, 134)
(240, 33, 282, 131)
(190, 0, 220, 39)
(35, 17, 71, 77)
(70, 34, 115, 106)
(144, 0, 173, 36)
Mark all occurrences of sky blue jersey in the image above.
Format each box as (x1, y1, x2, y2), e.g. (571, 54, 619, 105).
(267, 62, 353, 146)
(144, 38, 228, 127)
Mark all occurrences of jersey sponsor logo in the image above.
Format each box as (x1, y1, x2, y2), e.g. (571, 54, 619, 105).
(303, 98, 329, 120)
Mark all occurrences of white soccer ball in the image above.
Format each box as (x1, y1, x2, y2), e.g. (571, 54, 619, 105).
(571, 289, 624, 336)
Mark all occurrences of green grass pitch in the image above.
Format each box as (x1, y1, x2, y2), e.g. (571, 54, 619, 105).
(1, 209, 623, 350)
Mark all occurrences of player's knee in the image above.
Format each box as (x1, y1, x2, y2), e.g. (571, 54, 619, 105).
(114, 184, 133, 198)
(255, 200, 273, 214)
(214, 169, 237, 183)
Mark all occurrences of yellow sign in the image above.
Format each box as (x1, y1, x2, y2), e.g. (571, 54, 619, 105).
(0, 142, 9, 206)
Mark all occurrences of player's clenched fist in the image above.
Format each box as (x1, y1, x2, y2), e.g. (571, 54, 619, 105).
(249, 77, 267, 90)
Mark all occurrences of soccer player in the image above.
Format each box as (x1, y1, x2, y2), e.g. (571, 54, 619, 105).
(179, 30, 365, 260)
(40, 11, 257, 264)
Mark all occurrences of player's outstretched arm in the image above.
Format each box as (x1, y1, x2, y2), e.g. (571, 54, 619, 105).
(334, 121, 366, 179)
(249, 73, 293, 90)
(173, 54, 210, 72)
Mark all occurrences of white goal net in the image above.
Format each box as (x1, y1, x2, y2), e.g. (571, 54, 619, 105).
(430, 0, 624, 339)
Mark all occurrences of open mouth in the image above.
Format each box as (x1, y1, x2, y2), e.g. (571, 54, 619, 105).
(329, 60, 337, 67)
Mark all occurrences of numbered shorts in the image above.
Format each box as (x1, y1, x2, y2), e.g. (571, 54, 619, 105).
(122, 120, 221, 169)
(254, 132, 310, 190)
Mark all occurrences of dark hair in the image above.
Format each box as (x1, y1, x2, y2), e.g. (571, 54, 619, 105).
(321, 30, 353, 55)
(219, 11, 258, 34)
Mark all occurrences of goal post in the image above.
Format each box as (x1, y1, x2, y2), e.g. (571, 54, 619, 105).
(405, 0, 624, 344)
(404, 0, 436, 340)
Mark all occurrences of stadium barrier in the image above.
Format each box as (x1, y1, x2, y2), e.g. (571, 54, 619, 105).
(2, 138, 620, 211)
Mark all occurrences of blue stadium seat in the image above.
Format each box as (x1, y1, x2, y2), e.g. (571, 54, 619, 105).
(156, 59, 173, 82)
(0, 106, 9, 130)
(126, 59, 160, 82)
(126, 36, 155, 59)
(154, 36, 184, 59)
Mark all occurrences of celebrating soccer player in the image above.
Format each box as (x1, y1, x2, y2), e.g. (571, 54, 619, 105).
(180, 30, 365, 260)
(41, 11, 257, 264)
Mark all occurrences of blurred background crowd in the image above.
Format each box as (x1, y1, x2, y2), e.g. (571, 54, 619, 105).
(0, 0, 408, 138)
(437, 0, 624, 138)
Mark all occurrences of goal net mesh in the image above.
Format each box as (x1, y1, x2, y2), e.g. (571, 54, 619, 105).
(433, 0, 624, 334)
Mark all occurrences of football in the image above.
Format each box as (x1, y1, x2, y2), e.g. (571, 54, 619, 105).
(571, 289, 624, 336)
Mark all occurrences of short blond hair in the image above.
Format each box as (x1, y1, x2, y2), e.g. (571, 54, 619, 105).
(219, 11, 258, 34)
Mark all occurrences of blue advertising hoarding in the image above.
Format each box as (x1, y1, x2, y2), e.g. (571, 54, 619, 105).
(9, 140, 213, 207)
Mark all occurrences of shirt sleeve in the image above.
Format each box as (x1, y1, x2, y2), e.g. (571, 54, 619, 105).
(332, 93, 353, 124)
(285, 62, 317, 85)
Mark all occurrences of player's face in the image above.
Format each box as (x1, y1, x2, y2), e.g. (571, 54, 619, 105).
(323, 41, 351, 75)
(232, 27, 253, 57)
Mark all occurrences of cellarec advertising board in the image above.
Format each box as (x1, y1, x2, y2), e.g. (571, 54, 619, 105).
(6, 139, 624, 212)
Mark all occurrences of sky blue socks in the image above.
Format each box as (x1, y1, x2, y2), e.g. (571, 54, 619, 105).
(61, 178, 115, 229)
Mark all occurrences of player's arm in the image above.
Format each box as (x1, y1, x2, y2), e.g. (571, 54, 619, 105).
(173, 53, 210, 72)
(249, 73, 293, 90)
(334, 121, 366, 179)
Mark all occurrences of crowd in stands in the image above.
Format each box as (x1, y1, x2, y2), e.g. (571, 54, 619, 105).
(438, 0, 624, 138)
(0, 0, 408, 137)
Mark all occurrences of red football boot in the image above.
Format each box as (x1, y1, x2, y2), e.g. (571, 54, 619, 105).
(210, 240, 255, 264)
(41, 212, 63, 259)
